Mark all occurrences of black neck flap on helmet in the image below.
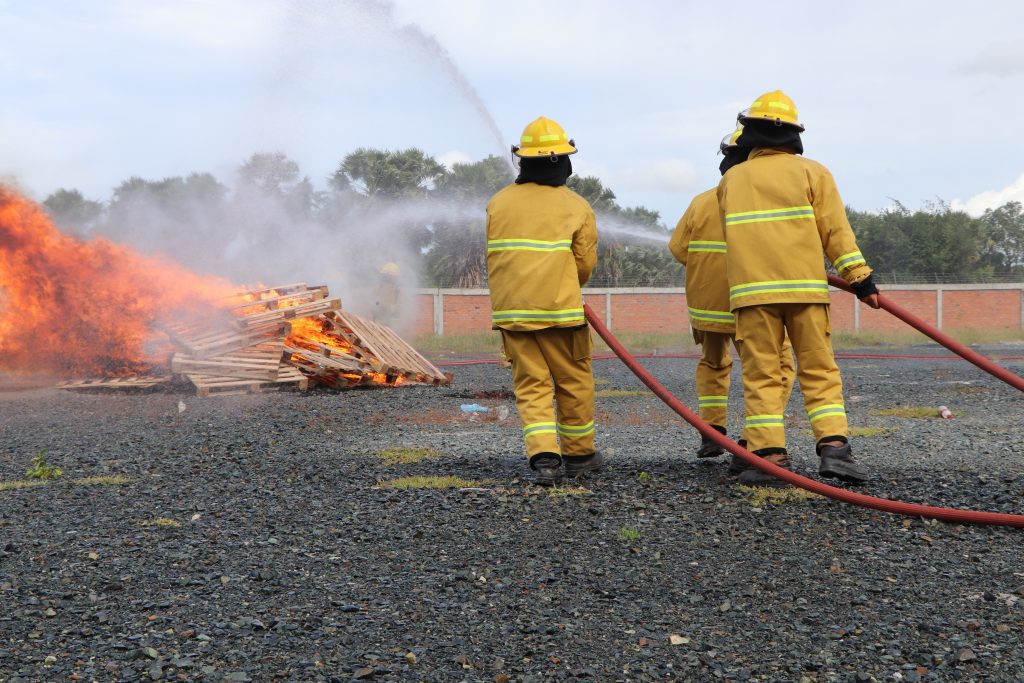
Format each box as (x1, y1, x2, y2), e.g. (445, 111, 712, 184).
(515, 155, 573, 187)
(736, 119, 804, 155)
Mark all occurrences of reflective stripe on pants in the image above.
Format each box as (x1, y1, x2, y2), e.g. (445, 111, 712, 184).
(735, 303, 847, 451)
(501, 326, 596, 458)
(695, 330, 795, 430)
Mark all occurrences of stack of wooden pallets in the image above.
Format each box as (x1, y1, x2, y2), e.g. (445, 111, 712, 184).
(59, 282, 451, 397)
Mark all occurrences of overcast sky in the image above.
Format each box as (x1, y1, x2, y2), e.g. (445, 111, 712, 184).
(2, 0, 1023, 224)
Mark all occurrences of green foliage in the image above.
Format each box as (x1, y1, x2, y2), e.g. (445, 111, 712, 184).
(336, 147, 446, 198)
(638, 471, 652, 484)
(434, 155, 514, 199)
(979, 201, 1024, 275)
(848, 199, 1024, 280)
(42, 188, 103, 232)
(25, 449, 62, 481)
(617, 526, 641, 542)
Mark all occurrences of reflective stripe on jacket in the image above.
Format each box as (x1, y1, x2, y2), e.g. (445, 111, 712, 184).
(668, 187, 734, 333)
(717, 148, 872, 310)
(486, 183, 598, 331)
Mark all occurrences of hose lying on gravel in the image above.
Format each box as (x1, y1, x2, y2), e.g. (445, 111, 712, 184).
(583, 301, 1024, 529)
(825, 275, 1024, 393)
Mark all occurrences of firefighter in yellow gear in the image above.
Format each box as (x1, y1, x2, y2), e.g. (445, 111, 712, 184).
(668, 126, 795, 465)
(372, 262, 401, 326)
(487, 116, 601, 485)
(718, 90, 881, 487)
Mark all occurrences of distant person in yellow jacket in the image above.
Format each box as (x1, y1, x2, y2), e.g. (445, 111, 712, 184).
(486, 116, 601, 486)
(718, 90, 881, 488)
(669, 127, 794, 468)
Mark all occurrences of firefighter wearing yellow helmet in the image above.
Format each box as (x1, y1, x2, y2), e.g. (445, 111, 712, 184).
(488, 116, 600, 485)
(718, 90, 880, 487)
(669, 125, 795, 464)
(372, 261, 401, 325)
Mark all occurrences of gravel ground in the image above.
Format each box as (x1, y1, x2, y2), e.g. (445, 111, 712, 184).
(1, 344, 1023, 682)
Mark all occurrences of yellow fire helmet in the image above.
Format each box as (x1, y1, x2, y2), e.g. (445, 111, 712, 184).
(738, 90, 805, 131)
(379, 262, 400, 277)
(719, 124, 744, 155)
(512, 116, 577, 158)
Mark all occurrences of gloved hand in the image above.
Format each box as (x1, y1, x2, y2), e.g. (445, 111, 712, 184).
(852, 275, 881, 309)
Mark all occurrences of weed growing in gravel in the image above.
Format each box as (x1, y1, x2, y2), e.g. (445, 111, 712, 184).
(638, 471, 652, 484)
(872, 406, 944, 419)
(0, 479, 47, 492)
(73, 475, 132, 486)
(736, 485, 822, 507)
(617, 526, 641, 542)
(595, 389, 648, 398)
(381, 476, 481, 490)
(593, 377, 611, 386)
(548, 486, 591, 497)
(141, 517, 182, 529)
(376, 447, 444, 466)
(25, 449, 62, 480)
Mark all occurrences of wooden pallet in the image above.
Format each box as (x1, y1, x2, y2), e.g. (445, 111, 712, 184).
(57, 376, 168, 392)
(236, 297, 341, 333)
(232, 286, 330, 316)
(162, 320, 284, 360)
(185, 365, 309, 397)
(328, 310, 450, 385)
(171, 342, 287, 381)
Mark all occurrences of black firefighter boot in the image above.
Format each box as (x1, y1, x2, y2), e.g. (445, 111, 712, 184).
(529, 452, 563, 487)
(736, 448, 793, 489)
(818, 439, 869, 484)
(728, 439, 749, 475)
(697, 425, 727, 458)
(564, 452, 603, 478)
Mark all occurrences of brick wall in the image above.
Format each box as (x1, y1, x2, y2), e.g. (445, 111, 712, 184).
(407, 285, 1024, 337)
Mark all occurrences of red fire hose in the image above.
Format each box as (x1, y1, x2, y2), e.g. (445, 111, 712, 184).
(583, 300, 1024, 528)
(825, 275, 1024, 392)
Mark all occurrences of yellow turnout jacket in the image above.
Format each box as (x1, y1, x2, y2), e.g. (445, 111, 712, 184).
(717, 148, 872, 311)
(669, 187, 734, 333)
(486, 183, 598, 331)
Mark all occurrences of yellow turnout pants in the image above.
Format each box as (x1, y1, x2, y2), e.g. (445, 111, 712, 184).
(735, 303, 847, 451)
(695, 330, 795, 428)
(501, 326, 596, 459)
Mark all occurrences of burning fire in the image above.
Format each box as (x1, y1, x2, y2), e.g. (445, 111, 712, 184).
(286, 316, 406, 387)
(0, 187, 235, 377)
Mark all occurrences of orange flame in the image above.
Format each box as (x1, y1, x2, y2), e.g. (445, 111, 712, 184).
(0, 187, 235, 377)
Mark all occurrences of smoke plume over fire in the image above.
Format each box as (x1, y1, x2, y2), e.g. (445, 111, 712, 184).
(0, 187, 235, 377)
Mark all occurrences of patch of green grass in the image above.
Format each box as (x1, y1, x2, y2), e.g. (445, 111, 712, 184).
(376, 447, 444, 466)
(735, 485, 822, 507)
(548, 485, 591, 497)
(595, 389, 647, 398)
(832, 328, 1023, 349)
(409, 333, 502, 355)
(0, 479, 47, 492)
(25, 449, 62, 481)
(73, 475, 131, 486)
(381, 475, 481, 490)
(872, 406, 942, 419)
(593, 377, 611, 386)
(638, 471, 652, 484)
(617, 526, 641, 542)
(593, 331, 695, 353)
(141, 517, 182, 529)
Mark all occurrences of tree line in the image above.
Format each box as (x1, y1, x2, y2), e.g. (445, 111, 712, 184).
(42, 149, 1024, 287)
